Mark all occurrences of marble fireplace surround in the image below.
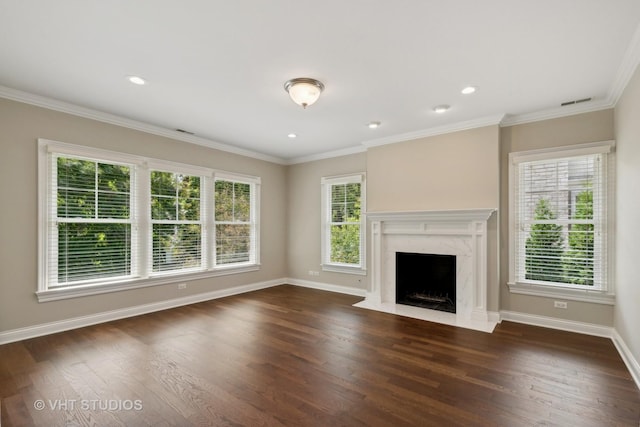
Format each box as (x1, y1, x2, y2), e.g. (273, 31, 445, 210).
(354, 209, 498, 333)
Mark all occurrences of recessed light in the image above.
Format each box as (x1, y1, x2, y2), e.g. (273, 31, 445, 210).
(433, 105, 450, 114)
(461, 86, 476, 95)
(127, 75, 146, 85)
(368, 121, 381, 129)
(288, 133, 297, 138)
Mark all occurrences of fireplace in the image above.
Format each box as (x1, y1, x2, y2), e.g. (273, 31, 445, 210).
(396, 252, 456, 313)
(354, 209, 497, 333)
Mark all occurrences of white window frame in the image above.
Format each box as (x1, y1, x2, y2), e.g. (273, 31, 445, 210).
(507, 140, 615, 305)
(45, 148, 138, 288)
(148, 165, 207, 276)
(320, 173, 366, 275)
(213, 172, 261, 270)
(37, 139, 260, 302)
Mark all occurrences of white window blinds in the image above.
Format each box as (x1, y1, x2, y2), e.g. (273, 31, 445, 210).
(52, 155, 134, 287)
(321, 174, 366, 273)
(214, 178, 257, 266)
(329, 181, 362, 264)
(150, 171, 203, 273)
(512, 145, 611, 291)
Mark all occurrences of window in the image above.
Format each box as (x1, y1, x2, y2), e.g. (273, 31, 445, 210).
(38, 139, 260, 301)
(150, 170, 202, 273)
(53, 156, 134, 286)
(508, 141, 614, 303)
(321, 174, 366, 274)
(214, 176, 259, 266)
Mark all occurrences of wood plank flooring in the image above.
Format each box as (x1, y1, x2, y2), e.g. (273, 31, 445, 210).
(1, 285, 638, 426)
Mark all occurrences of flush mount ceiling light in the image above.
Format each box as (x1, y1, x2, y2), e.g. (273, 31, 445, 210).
(461, 86, 476, 95)
(368, 121, 381, 129)
(127, 75, 146, 85)
(287, 133, 297, 138)
(284, 78, 324, 109)
(433, 104, 450, 114)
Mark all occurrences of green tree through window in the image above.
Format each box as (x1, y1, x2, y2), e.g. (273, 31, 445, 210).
(563, 189, 594, 285)
(215, 180, 252, 265)
(329, 182, 361, 265)
(56, 157, 131, 284)
(150, 171, 201, 272)
(525, 198, 564, 282)
(524, 192, 595, 286)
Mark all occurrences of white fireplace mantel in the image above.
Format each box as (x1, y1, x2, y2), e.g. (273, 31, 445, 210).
(354, 208, 498, 333)
(366, 209, 495, 223)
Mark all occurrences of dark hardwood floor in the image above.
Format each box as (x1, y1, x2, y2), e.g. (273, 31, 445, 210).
(1, 285, 638, 426)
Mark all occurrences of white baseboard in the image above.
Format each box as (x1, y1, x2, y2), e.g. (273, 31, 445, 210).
(0, 279, 284, 345)
(499, 310, 614, 338)
(285, 278, 367, 297)
(612, 329, 640, 391)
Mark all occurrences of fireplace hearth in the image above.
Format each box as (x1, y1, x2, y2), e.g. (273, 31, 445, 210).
(396, 252, 456, 313)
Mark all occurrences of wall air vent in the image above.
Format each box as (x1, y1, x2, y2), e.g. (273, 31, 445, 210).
(561, 97, 592, 107)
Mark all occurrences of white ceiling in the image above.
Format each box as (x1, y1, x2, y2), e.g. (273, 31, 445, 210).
(1, 1, 640, 164)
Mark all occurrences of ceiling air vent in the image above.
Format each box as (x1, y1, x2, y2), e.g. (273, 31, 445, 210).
(561, 97, 592, 107)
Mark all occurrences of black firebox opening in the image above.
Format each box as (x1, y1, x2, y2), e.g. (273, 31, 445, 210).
(396, 252, 456, 313)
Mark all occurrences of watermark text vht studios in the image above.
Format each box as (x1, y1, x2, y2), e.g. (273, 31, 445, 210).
(33, 399, 143, 412)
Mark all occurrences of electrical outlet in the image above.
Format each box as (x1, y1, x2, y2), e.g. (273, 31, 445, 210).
(178, 283, 187, 290)
(308, 270, 320, 276)
(554, 301, 567, 309)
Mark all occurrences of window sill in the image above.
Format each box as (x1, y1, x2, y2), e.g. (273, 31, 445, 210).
(36, 264, 260, 302)
(507, 281, 615, 305)
(321, 264, 367, 276)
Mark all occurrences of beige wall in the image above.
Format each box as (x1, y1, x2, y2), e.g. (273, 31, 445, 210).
(366, 126, 500, 212)
(499, 109, 615, 325)
(0, 98, 287, 332)
(614, 65, 640, 363)
(286, 153, 368, 290)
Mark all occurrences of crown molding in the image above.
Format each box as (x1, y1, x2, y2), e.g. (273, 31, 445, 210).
(286, 144, 367, 165)
(361, 114, 506, 149)
(0, 85, 287, 165)
(289, 114, 505, 164)
(608, 20, 640, 105)
(499, 98, 614, 127)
